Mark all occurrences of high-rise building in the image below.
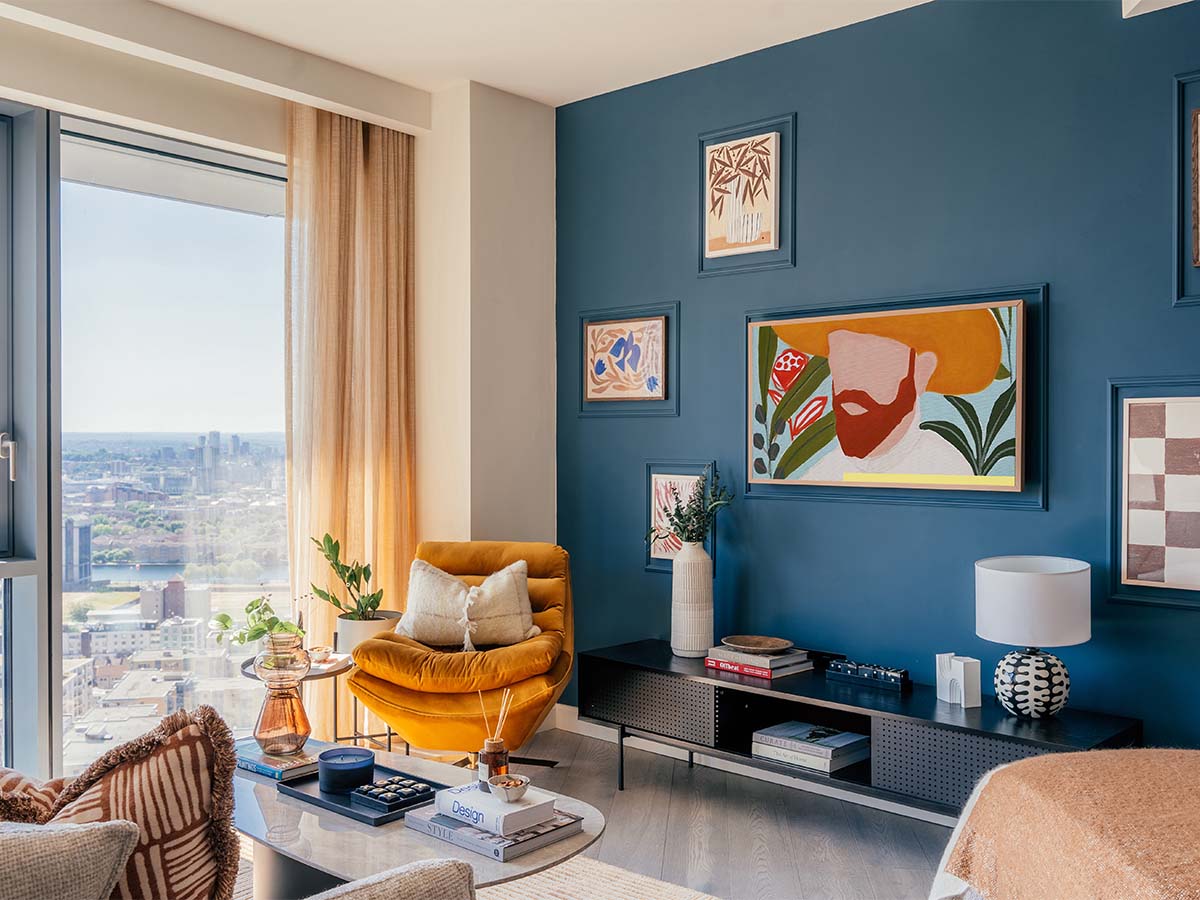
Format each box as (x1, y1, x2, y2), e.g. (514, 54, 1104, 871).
(163, 575, 186, 619)
(63, 517, 93, 590)
(231, 434, 240, 456)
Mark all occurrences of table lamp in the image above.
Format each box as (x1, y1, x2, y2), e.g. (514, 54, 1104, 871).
(975, 556, 1091, 718)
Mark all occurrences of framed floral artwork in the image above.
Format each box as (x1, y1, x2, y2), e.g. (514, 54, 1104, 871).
(584, 315, 666, 401)
(579, 301, 678, 418)
(645, 460, 715, 573)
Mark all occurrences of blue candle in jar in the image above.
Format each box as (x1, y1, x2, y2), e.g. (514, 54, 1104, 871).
(317, 747, 374, 794)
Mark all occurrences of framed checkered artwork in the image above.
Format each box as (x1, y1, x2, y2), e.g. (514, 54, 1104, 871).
(1121, 396, 1200, 595)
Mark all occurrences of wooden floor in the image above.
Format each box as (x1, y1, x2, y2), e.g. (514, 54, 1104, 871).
(511, 728, 951, 900)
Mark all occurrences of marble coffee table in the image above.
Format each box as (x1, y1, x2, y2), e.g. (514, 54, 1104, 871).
(233, 749, 604, 899)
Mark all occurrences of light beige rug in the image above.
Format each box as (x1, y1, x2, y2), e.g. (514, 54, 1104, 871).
(478, 856, 720, 900)
(234, 846, 719, 900)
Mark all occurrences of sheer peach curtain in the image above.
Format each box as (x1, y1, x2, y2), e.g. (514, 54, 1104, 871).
(284, 103, 416, 740)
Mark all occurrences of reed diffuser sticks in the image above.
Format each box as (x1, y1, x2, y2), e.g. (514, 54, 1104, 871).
(477, 687, 513, 741)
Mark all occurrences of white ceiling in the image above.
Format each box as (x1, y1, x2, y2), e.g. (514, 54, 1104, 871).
(149, 0, 928, 107)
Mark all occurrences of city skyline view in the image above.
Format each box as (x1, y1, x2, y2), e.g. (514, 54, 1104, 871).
(59, 175, 289, 774)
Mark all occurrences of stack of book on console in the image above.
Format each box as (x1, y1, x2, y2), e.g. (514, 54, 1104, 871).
(751, 722, 870, 773)
(704, 645, 813, 680)
(405, 781, 583, 862)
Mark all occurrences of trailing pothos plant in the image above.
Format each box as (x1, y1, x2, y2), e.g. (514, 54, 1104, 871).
(752, 325, 836, 479)
(645, 464, 734, 546)
(918, 306, 1017, 476)
(210, 595, 304, 645)
(310, 533, 385, 621)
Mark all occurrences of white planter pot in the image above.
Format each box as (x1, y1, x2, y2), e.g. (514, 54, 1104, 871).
(671, 542, 713, 658)
(335, 610, 401, 654)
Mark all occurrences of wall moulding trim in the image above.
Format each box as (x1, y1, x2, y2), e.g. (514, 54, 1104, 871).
(1107, 375, 1200, 610)
(698, 113, 796, 278)
(578, 300, 680, 418)
(743, 283, 1049, 510)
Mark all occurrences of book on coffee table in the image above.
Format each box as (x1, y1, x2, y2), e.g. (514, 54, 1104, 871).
(434, 782, 557, 835)
(235, 738, 338, 781)
(405, 805, 583, 861)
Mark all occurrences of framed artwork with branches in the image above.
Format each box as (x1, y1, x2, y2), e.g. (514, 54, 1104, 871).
(698, 114, 796, 277)
(705, 132, 778, 258)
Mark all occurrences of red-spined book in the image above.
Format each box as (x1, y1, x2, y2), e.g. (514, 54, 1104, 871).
(704, 657, 813, 679)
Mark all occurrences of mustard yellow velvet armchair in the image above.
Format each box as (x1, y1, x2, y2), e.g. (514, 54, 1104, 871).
(347, 541, 573, 752)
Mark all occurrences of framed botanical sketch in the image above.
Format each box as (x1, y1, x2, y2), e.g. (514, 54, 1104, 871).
(584, 315, 665, 401)
(579, 301, 679, 418)
(645, 460, 715, 574)
(704, 132, 779, 258)
(1109, 378, 1200, 609)
(747, 298, 1024, 492)
(698, 114, 795, 277)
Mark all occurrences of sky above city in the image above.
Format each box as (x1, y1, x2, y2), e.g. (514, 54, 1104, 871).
(61, 182, 286, 433)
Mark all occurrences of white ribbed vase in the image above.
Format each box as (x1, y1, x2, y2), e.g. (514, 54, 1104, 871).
(671, 541, 713, 658)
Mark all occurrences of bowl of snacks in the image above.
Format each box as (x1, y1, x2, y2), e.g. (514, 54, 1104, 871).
(487, 773, 530, 802)
(308, 645, 333, 663)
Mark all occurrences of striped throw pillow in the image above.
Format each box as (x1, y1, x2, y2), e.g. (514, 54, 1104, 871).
(49, 706, 239, 900)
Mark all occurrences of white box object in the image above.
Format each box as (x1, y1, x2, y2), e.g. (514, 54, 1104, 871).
(950, 656, 981, 708)
(936, 652, 981, 707)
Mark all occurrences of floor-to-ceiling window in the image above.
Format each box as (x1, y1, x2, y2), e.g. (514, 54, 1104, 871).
(57, 123, 287, 773)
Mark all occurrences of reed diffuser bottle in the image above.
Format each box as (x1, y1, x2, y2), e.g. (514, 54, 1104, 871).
(477, 688, 513, 792)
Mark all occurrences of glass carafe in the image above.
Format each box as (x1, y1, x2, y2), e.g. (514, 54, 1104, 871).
(253, 633, 312, 754)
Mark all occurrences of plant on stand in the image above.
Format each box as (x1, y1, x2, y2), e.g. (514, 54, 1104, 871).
(310, 533, 400, 652)
(646, 464, 734, 658)
(210, 596, 312, 754)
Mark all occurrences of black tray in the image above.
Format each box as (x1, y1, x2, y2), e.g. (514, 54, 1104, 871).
(277, 763, 452, 826)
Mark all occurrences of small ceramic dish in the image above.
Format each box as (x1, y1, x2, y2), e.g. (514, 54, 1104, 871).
(308, 645, 333, 663)
(487, 773, 530, 802)
(720, 635, 793, 655)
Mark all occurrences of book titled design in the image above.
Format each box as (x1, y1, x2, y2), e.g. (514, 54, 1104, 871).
(434, 782, 557, 836)
(706, 645, 809, 669)
(405, 805, 583, 861)
(704, 657, 813, 679)
(751, 722, 868, 757)
(235, 738, 337, 781)
(751, 741, 871, 773)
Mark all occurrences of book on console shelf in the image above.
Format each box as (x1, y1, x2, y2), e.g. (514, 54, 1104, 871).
(405, 805, 583, 862)
(704, 657, 813, 679)
(234, 738, 338, 781)
(751, 721, 869, 757)
(751, 741, 871, 773)
(706, 645, 809, 668)
(434, 782, 557, 836)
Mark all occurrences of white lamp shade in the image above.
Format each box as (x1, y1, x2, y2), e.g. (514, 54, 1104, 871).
(975, 556, 1092, 648)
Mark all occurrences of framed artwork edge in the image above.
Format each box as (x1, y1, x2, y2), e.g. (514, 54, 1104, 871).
(1172, 70, 1200, 305)
(698, 112, 796, 277)
(742, 283, 1048, 511)
(1107, 376, 1200, 610)
(645, 458, 717, 575)
(579, 300, 680, 418)
(583, 314, 667, 402)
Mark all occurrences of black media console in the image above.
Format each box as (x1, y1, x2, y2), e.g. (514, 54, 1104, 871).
(578, 640, 1142, 817)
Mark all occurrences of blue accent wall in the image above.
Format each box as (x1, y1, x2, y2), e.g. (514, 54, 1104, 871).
(555, 0, 1200, 745)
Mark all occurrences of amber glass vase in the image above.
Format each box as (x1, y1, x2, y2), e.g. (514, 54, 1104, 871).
(253, 633, 312, 754)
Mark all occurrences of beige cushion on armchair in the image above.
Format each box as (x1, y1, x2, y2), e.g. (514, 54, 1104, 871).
(307, 859, 475, 900)
(0, 820, 140, 900)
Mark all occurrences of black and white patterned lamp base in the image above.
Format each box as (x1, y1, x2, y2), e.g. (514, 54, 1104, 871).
(993, 648, 1070, 718)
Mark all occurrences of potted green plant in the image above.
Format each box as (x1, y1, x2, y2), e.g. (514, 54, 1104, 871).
(646, 464, 734, 658)
(210, 596, 312, 754)
(310, 533, 400, 652)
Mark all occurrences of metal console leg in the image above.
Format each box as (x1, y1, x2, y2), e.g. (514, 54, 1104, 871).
(617, 724, 625, 791)
(688, 750, 694, 768)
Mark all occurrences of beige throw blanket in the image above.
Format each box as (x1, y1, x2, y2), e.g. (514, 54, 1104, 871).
(947, 749, 1200, 900)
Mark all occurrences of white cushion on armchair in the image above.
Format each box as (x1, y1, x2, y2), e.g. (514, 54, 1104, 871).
(308, 858, 475, 900)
